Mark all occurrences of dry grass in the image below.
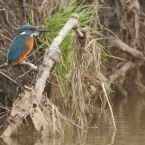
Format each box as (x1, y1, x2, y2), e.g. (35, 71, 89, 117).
(65, 29, 113, 128)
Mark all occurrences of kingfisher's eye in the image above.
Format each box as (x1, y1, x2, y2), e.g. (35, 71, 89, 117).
(31, 28, 35, 31)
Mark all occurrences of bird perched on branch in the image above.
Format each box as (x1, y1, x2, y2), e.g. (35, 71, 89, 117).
(6, 24, 51, 69)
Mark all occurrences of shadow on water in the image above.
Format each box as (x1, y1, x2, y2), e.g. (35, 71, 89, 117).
(0, 95, 145, 145)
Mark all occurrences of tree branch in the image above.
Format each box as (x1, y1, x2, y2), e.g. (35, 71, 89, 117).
(109, 36, 144, 59)
(109, 61, 135, 82)
(0, 62, 38, 71)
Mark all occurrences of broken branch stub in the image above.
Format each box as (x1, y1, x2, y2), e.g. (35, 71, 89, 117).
(2, 14, 83, 137)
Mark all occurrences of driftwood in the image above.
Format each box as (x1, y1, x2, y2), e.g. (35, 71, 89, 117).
(109, 36, 144, 59)
(109, 61, 135, 82)
(1, 14, 84, 137)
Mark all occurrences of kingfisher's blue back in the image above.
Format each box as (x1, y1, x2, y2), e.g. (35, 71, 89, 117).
(6, 32, 34, 68)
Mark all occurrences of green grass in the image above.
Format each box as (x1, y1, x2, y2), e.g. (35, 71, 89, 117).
(28, 10, 34, 24)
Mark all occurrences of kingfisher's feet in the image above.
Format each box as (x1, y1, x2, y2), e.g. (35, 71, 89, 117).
(19, 59, 26, 63)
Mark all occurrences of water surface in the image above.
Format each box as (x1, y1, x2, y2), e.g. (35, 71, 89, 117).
(1, 96, 145, 145)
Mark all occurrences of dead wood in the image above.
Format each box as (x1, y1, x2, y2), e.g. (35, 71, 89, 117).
(109, 61, 135, 82)
(109, 36, 144, 59)
(0, 62, 38, 73)
(102, 83, 116, 129)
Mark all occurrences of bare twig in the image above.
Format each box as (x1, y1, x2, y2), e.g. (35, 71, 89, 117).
(0, 103, 10, 111)
(0, 71, 18, 85)
(0, 8, 17, 29)
(40, 0, 47, 11)
(101, 83, 116, 129)
(0, 62, 37, 71)
(18, 61, 38, 70)
(24, 85, 33, 91)
(0, 33, 12, 42)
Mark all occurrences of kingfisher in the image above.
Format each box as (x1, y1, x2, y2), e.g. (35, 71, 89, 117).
(6, 24, 51, 69)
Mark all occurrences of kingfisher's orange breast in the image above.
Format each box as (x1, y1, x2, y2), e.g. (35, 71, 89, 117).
(20, 35, 34, 58)
(10, 35, 34, 67)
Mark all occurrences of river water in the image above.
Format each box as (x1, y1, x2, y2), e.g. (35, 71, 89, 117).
(0, 96, 145, 145)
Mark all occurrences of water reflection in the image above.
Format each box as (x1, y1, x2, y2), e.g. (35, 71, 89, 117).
(1, 96, 145, 145)
(112, 96, 145, 145)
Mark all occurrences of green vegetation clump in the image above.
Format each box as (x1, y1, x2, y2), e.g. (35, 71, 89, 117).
(43, 0, 96, 95)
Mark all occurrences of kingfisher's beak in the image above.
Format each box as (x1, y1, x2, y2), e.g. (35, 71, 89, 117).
(34, 29, 51, 36)
(36, 29, 51, 32)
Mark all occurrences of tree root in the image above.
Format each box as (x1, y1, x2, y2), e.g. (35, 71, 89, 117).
(109, 36, 144, 59)
(109, 61, 135, 82)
